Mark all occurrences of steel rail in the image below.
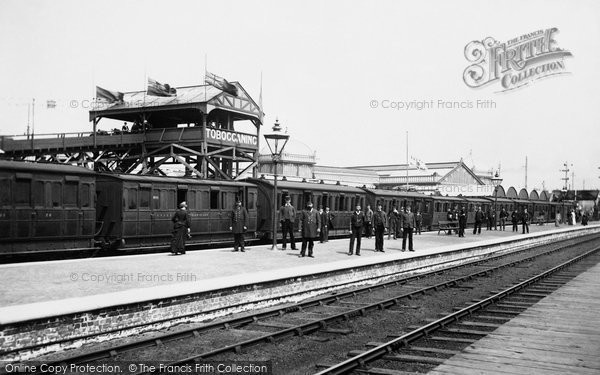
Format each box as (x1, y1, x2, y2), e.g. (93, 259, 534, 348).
(314, 245, 600, 375)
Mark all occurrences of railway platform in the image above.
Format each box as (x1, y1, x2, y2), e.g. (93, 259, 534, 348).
(1, 223, 598, 359)
(429, 257, 600, 375)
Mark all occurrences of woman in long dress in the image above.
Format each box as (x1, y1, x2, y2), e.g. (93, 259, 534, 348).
(171, 201, 191, 255)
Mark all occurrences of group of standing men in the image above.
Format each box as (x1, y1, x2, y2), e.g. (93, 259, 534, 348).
(349, 204, 417, 255)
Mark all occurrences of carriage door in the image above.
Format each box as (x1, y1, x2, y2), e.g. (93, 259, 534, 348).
(177, 185, 188, 208)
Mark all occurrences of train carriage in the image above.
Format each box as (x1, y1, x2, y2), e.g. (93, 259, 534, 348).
(250, 178, 367, 239)
(95, 174, 258, 249)
(0, 161, 96, 254)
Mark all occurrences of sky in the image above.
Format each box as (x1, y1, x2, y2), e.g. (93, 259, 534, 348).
(0, 0, 599, 191)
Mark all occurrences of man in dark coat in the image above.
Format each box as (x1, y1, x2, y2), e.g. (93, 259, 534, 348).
(473, 206, 483, 235)
(400, 206, 416, 251)
(415, 209, 423, 235)
(373, 203, 388, 252)
(279, 196, 297, 250)
(388, 206, 399, 240)
(458, 208, 467, 237)
(229, 199, 249, 252)
(299, 202, 320, 258)
(511, 209, 519, 232)
(499, 208, 508, 231)
(364, 204, 374, 238)
(171, 201, 191, 255)
(522, 208, 530, 234)
(348, 205, 365, 256)
(320, 206, 334, 242)
(446, 209, 454, 235)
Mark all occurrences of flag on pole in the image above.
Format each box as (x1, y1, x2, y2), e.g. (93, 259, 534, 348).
(46, 100, 56, 109)
(205, 71, 238, 96)
(96, 86, 124, 104)
(147, 78, 177, 97)
(410, 156, 428, 171)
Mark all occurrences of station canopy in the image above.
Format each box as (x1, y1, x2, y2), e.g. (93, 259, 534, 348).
(89, 82, 262, 127)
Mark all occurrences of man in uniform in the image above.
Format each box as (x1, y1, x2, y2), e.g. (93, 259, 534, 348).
(511, 209, 519, 232)
(373, 203, 388, 252)
(320, 206, 334, 242)
(279, 196, 297, 250)
(349, 205, 365, 256)
(458, 207, 467, 237)
(299, 202, 320, 258)
(171, 201, 191, 255)
(229, 199, 249, 252)
(364, 204, 374, 238)
(415, 209, 423, 235)
(499, 208, 508, 231)
(400, 206, 416, 251)
(522, 208, 530, 234)
(473, 206, 484, 235)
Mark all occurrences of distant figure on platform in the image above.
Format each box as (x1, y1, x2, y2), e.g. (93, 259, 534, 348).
(122, 122, 129, 133)
(473, 206, 484, 235)
(388, 206, 399, 240)
(321, 206, 334, 243)
(299, 202, 320, 258)
(458, 208, 467, 237)
(415, 209, 423, 235)
(538, 211, 546, 225)
(364, 204, 374, 238)
(400, 206, 416, 251)
(349, 205, 365, 256)
(486, 209, 493, 231)
(522, 208, 530, 234)
(229, 199, 249, 252)
(279, 196, 297, 250)
(570, 209, 576, 225)
(446, 209, 454, 235)
(555, 211, 562, 227)
(171, 201, 190, 255)
(499, 208, 508, 231)
(491, 208, 497, 230)
(582, 211, 589, 226)
(373, 203, 388, 252)
(511, 209, 519, 232)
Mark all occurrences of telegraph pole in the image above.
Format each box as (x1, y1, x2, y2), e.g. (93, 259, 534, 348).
(560, 162, 570, 190)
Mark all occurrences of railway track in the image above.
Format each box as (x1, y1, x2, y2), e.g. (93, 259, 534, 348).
(315, 246, 600, 374)
(24, 234, 599, 374)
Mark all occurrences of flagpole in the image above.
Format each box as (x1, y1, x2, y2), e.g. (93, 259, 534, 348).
(406, 131, 409, 191)
(204, 54, 207, 99)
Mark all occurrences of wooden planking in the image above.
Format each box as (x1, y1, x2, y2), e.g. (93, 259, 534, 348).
(429, 262, 600, 375)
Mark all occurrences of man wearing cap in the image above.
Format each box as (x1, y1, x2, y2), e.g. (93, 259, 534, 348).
(299, 201, 320, 258)
(400, 206, 416, 251)
(171, 201, 191, 255)
(230, 199, 249, 252)
(372, 203, 388, 252)
(279, 196, 297, 250)
(348, 205, 365, 256)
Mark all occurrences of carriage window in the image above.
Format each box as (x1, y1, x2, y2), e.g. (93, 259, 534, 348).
(15, 180, 31, 206)
(0, 179, 9, 206)
(162, 190, 175, 210)
(139, 188, 151, 209)
(210, 190, 219, 209)
(81, 183, 91, 207)
(248, 192, 256, 209)
(152, 190, 160, 209)
(221, 191, 230, 209)
(64, 181, 78, 206)
(339, 196, 345, 211)
(33, 181, 45, 207)
(424, 202, 430, 212)
(51, 182, 61, 207)
(128, 188, 138, 209)
(186, 190, 195, 210)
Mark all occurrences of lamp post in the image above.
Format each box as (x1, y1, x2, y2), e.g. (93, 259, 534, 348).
(263, 118, 290, 250)
(491, 171, 503, 228)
